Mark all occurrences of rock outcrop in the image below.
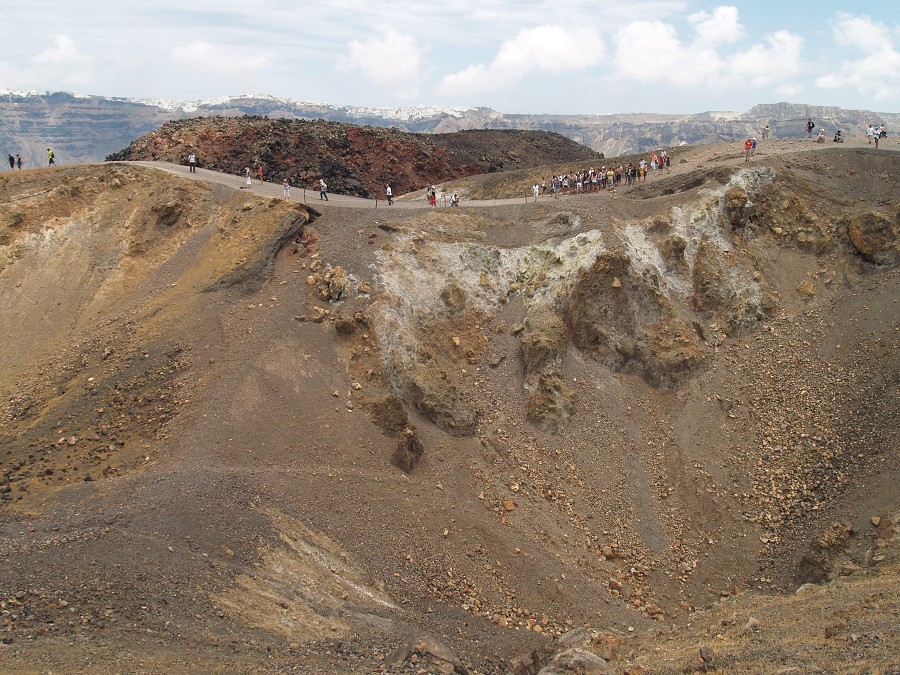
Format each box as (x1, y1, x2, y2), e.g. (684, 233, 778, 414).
(107, 117, 602, 198)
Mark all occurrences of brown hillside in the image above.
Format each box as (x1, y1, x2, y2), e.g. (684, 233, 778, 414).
(105, 117, 603, 198)
(1, 138, 898, 673)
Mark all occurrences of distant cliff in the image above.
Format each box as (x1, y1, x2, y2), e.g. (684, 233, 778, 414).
(2, 90, 897, 169)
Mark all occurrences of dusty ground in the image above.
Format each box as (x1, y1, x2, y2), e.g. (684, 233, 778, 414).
(0, 136, 897, 673)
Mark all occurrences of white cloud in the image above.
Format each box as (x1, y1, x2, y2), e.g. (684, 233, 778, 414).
(25, 35, 95, 87)
(815, 13, 900, 102)
(438, 25, 603, 95)
(689, 6, 743, 47)
(171, 41, 271, 77)
(611, 11, 803, 94)
(726, 30, 804, 86)
(1, 2, 897, 115)
(832, 12, 892, 53)
(0, 34, 94, 89)
(338, 27, 424, 98)
(612, 20, 722, 87)
(775, 83, 801, 99)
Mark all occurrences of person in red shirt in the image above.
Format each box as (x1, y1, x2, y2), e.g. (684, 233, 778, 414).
(744, 138, 753, 162)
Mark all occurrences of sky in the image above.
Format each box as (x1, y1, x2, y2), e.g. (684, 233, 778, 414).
(1, 1, 898, 114)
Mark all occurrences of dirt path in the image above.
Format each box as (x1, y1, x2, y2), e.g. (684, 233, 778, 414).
(130, 134, 895, 208)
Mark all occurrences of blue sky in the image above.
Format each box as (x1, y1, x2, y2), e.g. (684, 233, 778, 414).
(1, 1, 897, 114)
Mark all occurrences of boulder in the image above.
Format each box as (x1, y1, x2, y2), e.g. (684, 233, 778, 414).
(797, 521, 854, 583)
(391, 428, 424, 473)
(539, 648, 610, 675)
(847, 211, 899, 266)
(386, 636, 467, 674)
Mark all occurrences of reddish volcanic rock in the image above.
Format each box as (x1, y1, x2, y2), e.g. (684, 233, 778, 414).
(106, 116, 602, 197)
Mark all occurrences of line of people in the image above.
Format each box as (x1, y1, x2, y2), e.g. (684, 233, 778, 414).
(534, 152, 671, 199)
(4, 149, 57, 169)
(4, 149, 56, 169)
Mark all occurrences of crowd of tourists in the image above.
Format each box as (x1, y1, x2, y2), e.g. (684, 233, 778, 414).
(532, 150, 671, 199)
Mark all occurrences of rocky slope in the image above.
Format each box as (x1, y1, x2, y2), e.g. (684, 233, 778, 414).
(0, 139, 897, 673)
(106, 116, 602, 198)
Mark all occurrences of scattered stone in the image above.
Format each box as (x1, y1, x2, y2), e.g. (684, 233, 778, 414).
(797, 521, 854, 584)
(824, 621, 847, 639)
(741, 617, 760, 634)
(794, 583, 816, 596)
(440, 284, 468, 313)
(796, 281, 815, 297)
(391, 428, 424, 473)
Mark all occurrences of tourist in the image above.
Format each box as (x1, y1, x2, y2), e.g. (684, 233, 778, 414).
(319, 178, 328, 200)
(386, 184, 393, 205)
(283, 178, 290, 200)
